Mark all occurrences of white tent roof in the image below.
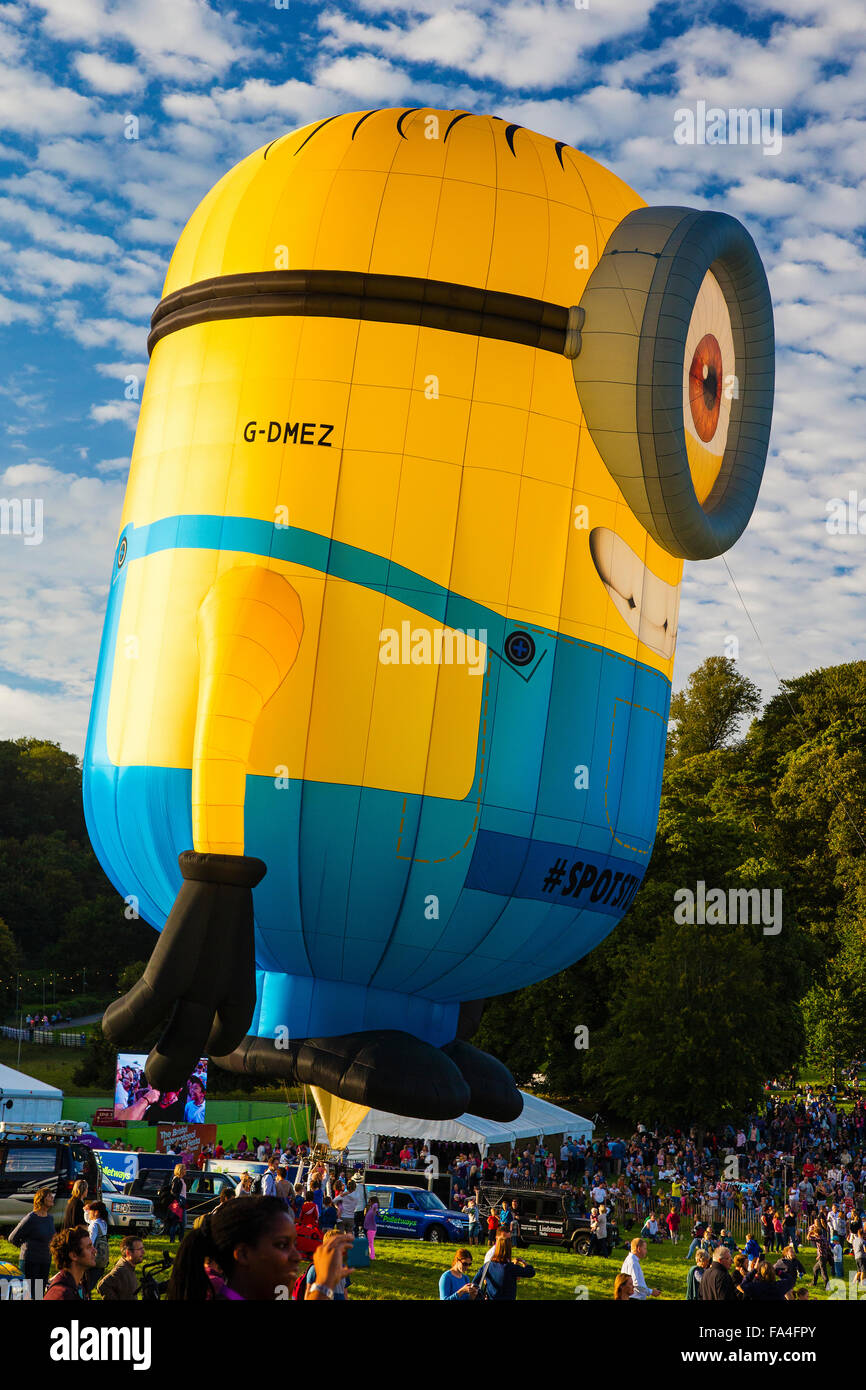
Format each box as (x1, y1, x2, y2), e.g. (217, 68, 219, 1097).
(0, 1062, 63, 1098)
(316, 1090, 592, 1156)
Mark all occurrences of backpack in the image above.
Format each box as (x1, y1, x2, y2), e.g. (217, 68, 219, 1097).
(92, 1222, 109, 1268)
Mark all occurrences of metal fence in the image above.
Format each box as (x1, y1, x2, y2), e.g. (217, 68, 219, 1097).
(1, 1025, 87, 1049)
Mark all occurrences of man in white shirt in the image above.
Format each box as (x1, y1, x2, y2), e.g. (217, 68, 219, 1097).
(591, 1183, 606, 1206)
(335, 1181, 359, 1233)
(621, 1238, 660, 1299)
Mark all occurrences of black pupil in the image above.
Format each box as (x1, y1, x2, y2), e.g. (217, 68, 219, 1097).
(703, 368, 718, 409)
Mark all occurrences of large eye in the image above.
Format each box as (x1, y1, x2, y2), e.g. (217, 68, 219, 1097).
(571, 207, 774, 560)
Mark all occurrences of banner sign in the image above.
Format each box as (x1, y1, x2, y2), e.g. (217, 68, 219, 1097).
(95, 1150, 137, 1187)
(156, 1123, 217, 1158)
(93, 1108, 119, 1128)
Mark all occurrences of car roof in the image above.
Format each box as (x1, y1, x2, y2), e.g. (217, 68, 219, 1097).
(367, 1184, 426, 1194)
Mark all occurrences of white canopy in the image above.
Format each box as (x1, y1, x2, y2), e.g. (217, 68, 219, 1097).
(0, 1062, 64, 1122)
(315, 1090, 592, 1160)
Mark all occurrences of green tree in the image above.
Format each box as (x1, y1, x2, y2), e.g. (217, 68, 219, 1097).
(801, 933, 866, 1085)
(117, 960, 147, 994)
(0, 917, 22, 1008)
(586, 918, 798, 1132)
(71, 1025, 120, 1091)
(669, 656, 761, 761)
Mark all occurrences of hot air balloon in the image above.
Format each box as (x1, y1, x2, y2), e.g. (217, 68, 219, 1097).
(85, 109, 773, 1124)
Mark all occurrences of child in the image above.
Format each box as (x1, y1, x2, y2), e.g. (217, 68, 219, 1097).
(320, 1196, 338, 1232)
(831, 1237, 844, 1280)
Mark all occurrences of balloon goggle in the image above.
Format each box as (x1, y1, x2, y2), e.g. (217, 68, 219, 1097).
(149, 207, 773, 563)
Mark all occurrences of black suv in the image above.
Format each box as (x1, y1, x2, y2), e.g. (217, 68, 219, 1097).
(480, 1186, 620, 1255)
(126, 1167, 238, 1220)
(0, 1122, 101, 1228)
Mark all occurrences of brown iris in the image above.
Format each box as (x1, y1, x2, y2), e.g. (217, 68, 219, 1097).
(688, 333, 723, 443)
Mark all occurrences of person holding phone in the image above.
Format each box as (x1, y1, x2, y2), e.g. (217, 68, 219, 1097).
(439, 1249, 478, 1299)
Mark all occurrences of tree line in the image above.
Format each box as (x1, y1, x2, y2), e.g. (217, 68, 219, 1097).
(475, 657, 866, 1127)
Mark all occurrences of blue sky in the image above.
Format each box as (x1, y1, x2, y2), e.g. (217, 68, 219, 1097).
(0, 0, 864, 752)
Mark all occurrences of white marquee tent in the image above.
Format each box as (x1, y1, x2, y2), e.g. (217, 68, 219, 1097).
(315, 1090, 592, 1161)
(0, 1062, 63, 1123)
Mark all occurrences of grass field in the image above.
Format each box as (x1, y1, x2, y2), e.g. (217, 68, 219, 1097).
(2, 1229, 859, 1301)
(0, 1038, 99, 1094)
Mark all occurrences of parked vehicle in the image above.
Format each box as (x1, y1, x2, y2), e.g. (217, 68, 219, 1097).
(366, 1184, 470, 1243)
(125, 1167, 237, 1220)
(0, 1121, 101, 1228)
(479, 1185, 620, 1254)
(97, 1173, 156, 1233)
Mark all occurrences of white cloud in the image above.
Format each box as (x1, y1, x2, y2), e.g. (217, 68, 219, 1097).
(314, 54, 411, 101)
(94, 361, 149, 381)
(94, 455, 130, 474)
(0, 57, 97, 135)
(2, 461, 61, 485)
(0, 463, 124, 748)
(0, 293, 38, 325)
(74, 51, 145, 95)
(33, 0, 250, 80)
(88, 399, 140, 427)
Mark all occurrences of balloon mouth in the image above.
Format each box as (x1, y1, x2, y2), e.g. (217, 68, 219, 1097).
(589, 527, 680, 661)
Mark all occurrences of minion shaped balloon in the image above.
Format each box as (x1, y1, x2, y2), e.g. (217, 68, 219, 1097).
(86, 110, 773, 1122)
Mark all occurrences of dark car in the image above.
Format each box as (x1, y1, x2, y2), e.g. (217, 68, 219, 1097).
(126, 1167, 237, 1219)
(480, 1186, 619, 1254)
(0, 1121, 102, 1229)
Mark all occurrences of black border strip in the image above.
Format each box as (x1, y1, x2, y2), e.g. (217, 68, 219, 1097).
(147, 270, 571, 358)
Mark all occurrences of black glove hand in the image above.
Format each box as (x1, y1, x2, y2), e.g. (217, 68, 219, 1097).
(102, 851, 265, 1090)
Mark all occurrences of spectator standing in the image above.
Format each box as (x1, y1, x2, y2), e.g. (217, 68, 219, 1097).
(167, 1164, 187, 1243)
(699, 1247, 738, 1301)
(363, 1196, 379, 1260)
(439, 1249, 477, 1300)
(831, 1237, 844, 1279)
(465, 1196, 480, 1247)
(741, 1261, 795, 1301)
(808, 1218, 832, 1289)
(83, 1200, 110, 1299)
(8, 1189, 55, 1300)
(472, 1232, 534, 1301)
(44, 1227, 96, 1302)
(686, 1249, 710, 1300)
(97, 1235, 145, 1301)
(621, 1238, 660, 1299)
(262, 1160, 278, 1198)
(666, 1208, 680, 1244)
(62, 1178, 88, 1231)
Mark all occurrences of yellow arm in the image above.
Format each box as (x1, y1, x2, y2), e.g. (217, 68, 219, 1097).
(192, 566, 304, 854)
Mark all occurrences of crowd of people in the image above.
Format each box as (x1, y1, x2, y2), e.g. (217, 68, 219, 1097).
(7, 1074, 864, 1302)
(8, 1158, 379, 1301)
(381, 1082, 866, 1237)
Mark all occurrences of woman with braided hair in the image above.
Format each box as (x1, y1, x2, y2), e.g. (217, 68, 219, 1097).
(164, 1197, 351, 1300)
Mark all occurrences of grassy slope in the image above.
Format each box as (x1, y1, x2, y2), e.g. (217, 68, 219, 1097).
(1, 1230, 855, 1302)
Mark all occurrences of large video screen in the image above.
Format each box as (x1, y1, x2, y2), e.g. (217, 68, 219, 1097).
(113, 1052, 208, 1125)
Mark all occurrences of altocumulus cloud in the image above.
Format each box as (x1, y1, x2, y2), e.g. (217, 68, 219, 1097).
(0, 0, 863, 751)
